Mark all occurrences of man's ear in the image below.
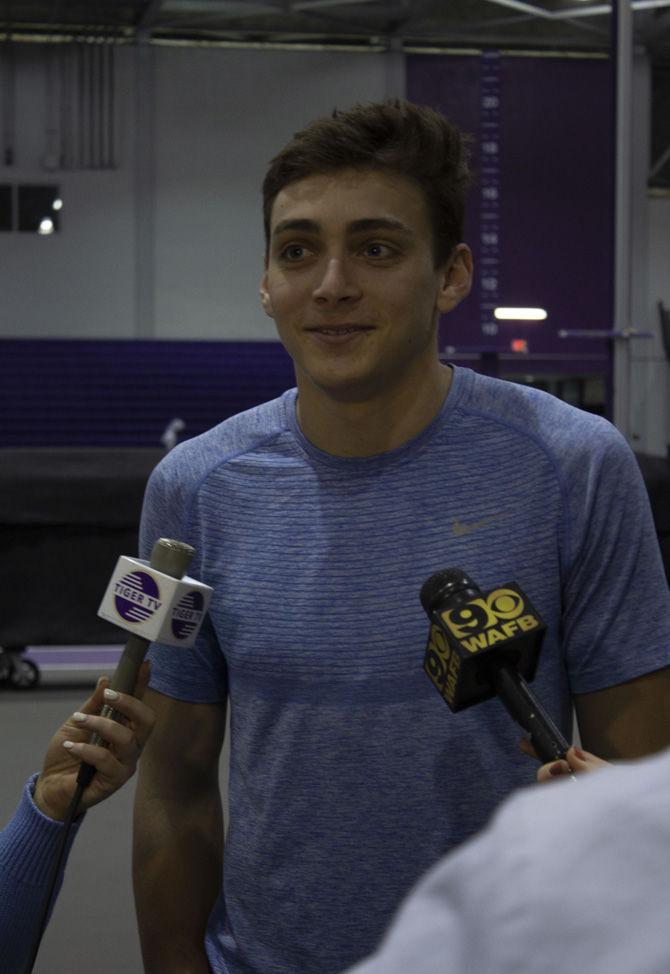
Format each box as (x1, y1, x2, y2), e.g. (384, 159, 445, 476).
(260, 271, 274, 318)
(436, 244, 473, 314)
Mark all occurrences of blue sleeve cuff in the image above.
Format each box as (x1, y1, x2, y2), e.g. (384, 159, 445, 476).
(0, 773, 85, 888)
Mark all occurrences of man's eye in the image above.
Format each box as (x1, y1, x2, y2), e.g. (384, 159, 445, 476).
(280, 244, 309, 261)
(363, 242, 394, 259)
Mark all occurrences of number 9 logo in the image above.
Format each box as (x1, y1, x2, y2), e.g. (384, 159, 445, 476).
(442, 588, 525, 638)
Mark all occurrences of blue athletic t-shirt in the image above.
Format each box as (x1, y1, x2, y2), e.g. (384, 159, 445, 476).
(140, 365, 670, 974)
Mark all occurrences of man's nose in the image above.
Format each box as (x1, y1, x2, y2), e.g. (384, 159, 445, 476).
(312, 257, 361, 304)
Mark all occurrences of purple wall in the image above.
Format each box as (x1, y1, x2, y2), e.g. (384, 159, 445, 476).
(0, 339, 295, 447)
(2, 57, 617, 447)
(407, 53, 614, 376)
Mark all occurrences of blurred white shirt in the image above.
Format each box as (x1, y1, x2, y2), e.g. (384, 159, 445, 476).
(347, 747, 670, 974)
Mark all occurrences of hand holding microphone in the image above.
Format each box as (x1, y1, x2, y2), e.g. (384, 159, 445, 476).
(32, 663, 155, 821)
(22, 538, 214, 974)
(531, 743, 609, 782)
(76, 537, 213, 792)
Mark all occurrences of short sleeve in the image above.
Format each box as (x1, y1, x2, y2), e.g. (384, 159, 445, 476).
(139, 454, 228, 704)
(561, 425, 670, 692)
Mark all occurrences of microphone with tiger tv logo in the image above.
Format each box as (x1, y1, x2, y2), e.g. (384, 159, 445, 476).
(76, 537, 213, 788)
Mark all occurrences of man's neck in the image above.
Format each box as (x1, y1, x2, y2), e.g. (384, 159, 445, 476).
(295, 363, 453, 458)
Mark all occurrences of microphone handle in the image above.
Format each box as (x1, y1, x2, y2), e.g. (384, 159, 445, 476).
(77, 538, 194, 787)
(91, 633, 151, 738)
(492, 665, 571, 764)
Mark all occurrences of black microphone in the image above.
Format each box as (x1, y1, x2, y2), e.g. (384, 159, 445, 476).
(420, 568, 570, 764)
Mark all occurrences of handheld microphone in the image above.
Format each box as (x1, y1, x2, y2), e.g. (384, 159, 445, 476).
(77, 537, 213, 788)
(420, 568, 570, 765)
(24, 539, 214, 974)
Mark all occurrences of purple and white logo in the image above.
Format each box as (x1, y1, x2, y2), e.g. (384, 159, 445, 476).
(171, 590, 205, 641)
(114, 571, 162, 624)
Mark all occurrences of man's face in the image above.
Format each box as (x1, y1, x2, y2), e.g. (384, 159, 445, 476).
(260, 168, 471, 404)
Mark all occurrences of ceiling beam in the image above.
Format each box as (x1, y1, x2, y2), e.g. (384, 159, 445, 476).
(480, 0, 553, 18)
(483, 0, 670, 18)
(291, 0, 379, 10)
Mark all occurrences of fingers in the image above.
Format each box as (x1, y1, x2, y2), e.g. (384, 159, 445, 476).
(70, 711, 138, 757)
(564, 745, 610, 773)
(63, 738, 129, 783)
(54, 670, 157, 810)
(73, 689, 155, 751)
(101, 685, 156, 747)
(537, 758, 572, 783)
(133, 659, 152, 700)
(518, 736, 538, 760)
(77, 675, 111, 717)
(73, 665, 154, 740)
(537, 745, 610, 783)
(35, 671, 156, 819)
(62, 689, 156, 801)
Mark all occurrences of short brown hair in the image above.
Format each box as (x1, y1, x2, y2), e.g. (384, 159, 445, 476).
(262, 99, 472, 267)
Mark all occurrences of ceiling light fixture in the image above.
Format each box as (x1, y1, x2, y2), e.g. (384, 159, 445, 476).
(494, 307, 547, 321)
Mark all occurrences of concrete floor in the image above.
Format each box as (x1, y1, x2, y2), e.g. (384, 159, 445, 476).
(0, 650, 229, 974)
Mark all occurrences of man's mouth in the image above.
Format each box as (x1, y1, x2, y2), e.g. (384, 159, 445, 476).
(307, 325, 373, 335)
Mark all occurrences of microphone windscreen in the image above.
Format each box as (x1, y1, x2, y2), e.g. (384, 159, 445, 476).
(419, 568, 480, 613)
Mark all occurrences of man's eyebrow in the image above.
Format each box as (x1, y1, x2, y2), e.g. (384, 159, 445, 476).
(347, 218, 414, 236)
(272, 218, 320, 237)
(271, 217, 414, 237)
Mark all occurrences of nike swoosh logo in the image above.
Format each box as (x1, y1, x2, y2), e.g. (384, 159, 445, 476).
(452, 514, 502, 537)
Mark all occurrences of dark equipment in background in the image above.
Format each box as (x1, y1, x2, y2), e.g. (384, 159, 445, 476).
(659, 300, 670, 365)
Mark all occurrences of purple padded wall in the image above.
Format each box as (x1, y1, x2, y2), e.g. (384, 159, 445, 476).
(0, 339, 295, 447)
(407, 53, 614, 375)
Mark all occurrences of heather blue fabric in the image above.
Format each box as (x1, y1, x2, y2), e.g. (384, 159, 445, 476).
(0, 774, 83, 974)
(140, 365, 670, 974)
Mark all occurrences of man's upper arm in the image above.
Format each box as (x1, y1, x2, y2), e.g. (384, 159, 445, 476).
(574, 665, 670, 759)
(138, 688, 227, 794)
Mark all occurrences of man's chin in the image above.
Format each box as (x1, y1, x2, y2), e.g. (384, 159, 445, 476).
(301, 369, 383, 405)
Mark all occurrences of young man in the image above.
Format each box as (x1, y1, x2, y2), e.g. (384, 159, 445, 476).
(133, 100, 670, 974)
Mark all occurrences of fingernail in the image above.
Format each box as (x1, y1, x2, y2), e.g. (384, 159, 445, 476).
(574, 746, 587, 761)
(549, 762, 565, 777)
(103, 688, 119, 702)
(73, 712, 87, 723)
(63, 740, 76, 750)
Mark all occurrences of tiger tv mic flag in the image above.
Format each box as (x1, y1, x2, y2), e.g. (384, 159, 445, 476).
(420, 568, 570, 765)
(98, 540, 212, 648)
(77, 538, 213, 788)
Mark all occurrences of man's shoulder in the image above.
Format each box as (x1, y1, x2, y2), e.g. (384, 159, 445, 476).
(459, 369, 625, 464)
(151, 391, 294, 488)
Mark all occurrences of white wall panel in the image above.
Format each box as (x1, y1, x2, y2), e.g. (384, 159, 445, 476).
(152, 47, 388, 340)
(0, 44, 136, 338)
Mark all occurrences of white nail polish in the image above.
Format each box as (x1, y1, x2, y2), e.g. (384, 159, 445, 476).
(103, 688, 119, 701)
(73, 712, 87, 722)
